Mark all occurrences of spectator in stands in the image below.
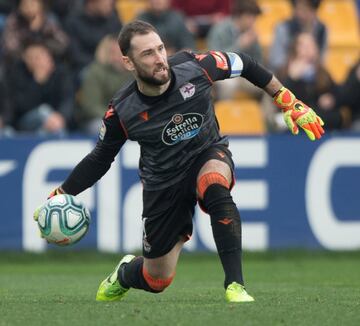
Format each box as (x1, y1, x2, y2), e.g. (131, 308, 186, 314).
(47, 0, 83, 28)
(265, 32, 345, 131)
(269, 0, 327, 71)
(77, 35, 133, 134)
(172, 0, 231, 38)
(65, 0, 122, 79)
(1, 0, 69, 64)
(337, 59, 360, 131)
(207, 0, 262, 63)
(0, 0, 14, 32)
(207, 0, 263, 100)
(0, 0, 15, 60)
(137, 0, 195, 53)
(0, 79, 12, 136)
(5, 40, 74, 134)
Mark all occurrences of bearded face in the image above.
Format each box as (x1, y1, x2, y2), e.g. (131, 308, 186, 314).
(123, 31, 171, 88)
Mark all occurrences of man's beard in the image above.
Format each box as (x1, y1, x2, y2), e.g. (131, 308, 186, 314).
(134, 62, 171, 86)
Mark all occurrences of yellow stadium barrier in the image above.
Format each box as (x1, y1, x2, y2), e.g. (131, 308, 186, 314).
(116, 0, 149, 23)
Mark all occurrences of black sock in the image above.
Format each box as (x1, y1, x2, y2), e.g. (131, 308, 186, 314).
(203, 184, 244, 288)
(118, 256, 161, 293)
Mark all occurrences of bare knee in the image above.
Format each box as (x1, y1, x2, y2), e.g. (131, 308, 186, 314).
(142, 257, 177, 293)
(197, 160, 232, 199)
(196, 160, 232, 199)
(142, 240, 182, 293)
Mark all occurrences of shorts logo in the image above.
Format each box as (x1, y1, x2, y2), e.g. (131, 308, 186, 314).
(179, 82, 195, 100)
(99, 121, 106, 140)
(162, 113, 204, 146)
(143, 238, 151, 253)
(142, 217, 151, 253)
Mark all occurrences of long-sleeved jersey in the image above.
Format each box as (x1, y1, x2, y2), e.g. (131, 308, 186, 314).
(62, 51, 272, 194)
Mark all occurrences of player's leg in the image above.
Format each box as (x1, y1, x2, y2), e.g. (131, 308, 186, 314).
(197, 159, 242, 285)
(119, 240, 184, 293)
(96, 240, 184, 301)
(197, 155, 254, 302)
(96, 182, 193, 301)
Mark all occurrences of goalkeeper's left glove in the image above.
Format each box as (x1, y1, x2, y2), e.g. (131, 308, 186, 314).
(273, 87, 325, 141)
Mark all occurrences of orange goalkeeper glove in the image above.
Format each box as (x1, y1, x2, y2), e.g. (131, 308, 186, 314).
(273, 87, 325, 141)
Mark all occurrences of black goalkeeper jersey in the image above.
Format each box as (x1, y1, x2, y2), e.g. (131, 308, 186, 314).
(111, 51, 229, 189)
(61, 51, 272, 194)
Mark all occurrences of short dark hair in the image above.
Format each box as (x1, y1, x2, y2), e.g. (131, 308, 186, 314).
(232, 0, 262, 17)
(118, 20, 159, 56)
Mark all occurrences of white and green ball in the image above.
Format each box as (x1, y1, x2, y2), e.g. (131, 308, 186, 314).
(37, 194, 91, 246)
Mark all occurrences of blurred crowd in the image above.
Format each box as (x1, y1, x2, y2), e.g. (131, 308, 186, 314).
(0, 0, 359, 136)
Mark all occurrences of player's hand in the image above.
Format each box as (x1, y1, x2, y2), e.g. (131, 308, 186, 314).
(273, 87, 325, 141)
(33, 205, 43, 222)
(48, 186, 65, 199)
(33, 205, 49, 242)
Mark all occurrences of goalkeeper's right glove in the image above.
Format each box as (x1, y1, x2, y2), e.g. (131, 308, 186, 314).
(33, 205, 49, 242)
(33, 205, 42, 222)
(48, 186, 65, 199)
(34, 186, 65, 241)
(33, 187, 65, 221)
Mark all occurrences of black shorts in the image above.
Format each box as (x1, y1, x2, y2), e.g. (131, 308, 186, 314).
(141, 144, 234, 258)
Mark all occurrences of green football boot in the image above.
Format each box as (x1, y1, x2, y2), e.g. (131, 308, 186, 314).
(225, 282, 255, 303)
(96, 254, 136, 302)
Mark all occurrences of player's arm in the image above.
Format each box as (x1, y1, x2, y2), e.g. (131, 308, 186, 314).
(50, 106, 127, 197)
(194, 50, 272, 86)
(195, 51, 325, 141)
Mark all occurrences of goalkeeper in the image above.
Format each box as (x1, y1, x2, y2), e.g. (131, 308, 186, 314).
(46, 20, 324, 303)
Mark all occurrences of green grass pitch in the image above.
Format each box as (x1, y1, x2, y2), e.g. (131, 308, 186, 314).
(0, 251, 359, 326)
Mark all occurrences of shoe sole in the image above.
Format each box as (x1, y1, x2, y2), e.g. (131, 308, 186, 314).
(226, 297, 255, 303)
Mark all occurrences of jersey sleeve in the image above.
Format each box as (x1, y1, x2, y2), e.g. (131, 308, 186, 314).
(61, 105, 127, 195)
(195, 50, 273, 88)
(195, 51, 231, 81)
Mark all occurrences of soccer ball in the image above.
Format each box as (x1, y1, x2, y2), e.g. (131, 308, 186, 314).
(36, 194, 91, 246)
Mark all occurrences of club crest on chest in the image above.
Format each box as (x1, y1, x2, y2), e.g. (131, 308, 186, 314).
(179, 83, 195, 100)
